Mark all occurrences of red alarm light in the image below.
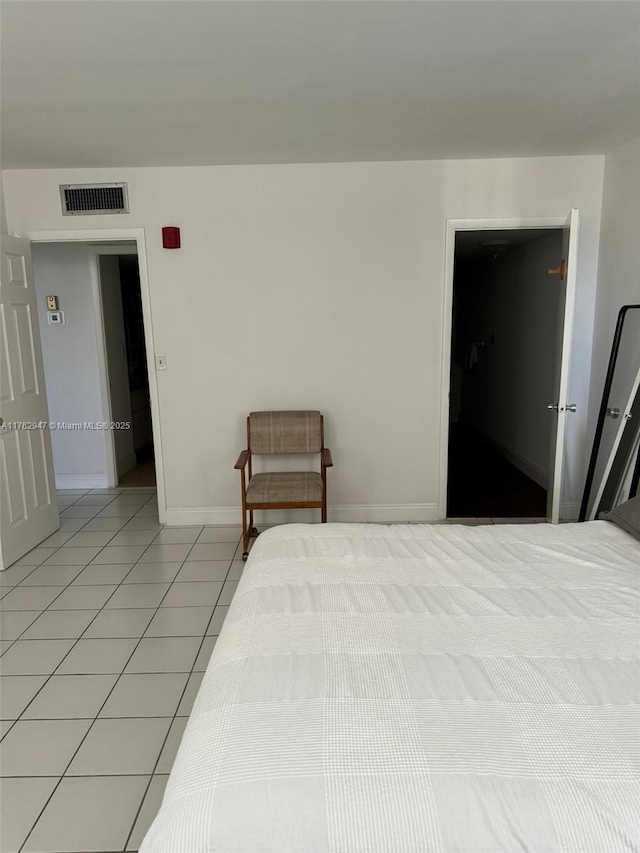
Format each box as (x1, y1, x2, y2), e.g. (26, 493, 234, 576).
(162, 226, 181, 249)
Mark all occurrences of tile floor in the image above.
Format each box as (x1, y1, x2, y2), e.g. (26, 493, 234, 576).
(0, 493, 544, 852)
(0, 487, 242, 853)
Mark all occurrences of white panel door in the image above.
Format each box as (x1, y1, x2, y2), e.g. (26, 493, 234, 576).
(546, 209, 580, 523)
(0, 234, 58, 569)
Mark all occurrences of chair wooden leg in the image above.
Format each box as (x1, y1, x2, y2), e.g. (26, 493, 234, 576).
(321, 470, 328, 523)
(241, 506, 249, 560)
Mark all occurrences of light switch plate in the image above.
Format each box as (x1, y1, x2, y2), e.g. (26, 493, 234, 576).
(155, 353, 167, 370)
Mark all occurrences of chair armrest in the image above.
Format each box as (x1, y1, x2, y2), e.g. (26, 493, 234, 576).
(234, 449, 250, 470)
(322, 448, 333, 468)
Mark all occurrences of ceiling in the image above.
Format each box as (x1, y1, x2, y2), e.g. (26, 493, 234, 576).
(1, 1, 638, 170)
(455, 229, 557, 259)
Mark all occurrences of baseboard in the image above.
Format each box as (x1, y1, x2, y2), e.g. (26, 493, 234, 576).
(55, 475, 110, 490)
(164, 503, 441, 527)
(483, 434, 549, 490)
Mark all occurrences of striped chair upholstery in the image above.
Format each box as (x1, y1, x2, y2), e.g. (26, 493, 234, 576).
(245, 471, 323, 504)
(249, 411, 322, 455)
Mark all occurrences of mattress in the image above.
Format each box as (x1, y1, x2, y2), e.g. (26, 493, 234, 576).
(141, 521, 640, 853)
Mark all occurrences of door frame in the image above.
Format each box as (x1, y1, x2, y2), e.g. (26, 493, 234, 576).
(23, 229, 167, 524)
(439, 215, 569, 520)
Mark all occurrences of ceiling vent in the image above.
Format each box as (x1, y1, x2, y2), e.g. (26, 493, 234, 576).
(60, 183, 129, 215)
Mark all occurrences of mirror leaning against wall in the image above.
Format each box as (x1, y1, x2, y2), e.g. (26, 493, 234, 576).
(580, 304, 640, 521)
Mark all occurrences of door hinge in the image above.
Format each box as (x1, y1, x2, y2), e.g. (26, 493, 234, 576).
(547, 403, 577, 413)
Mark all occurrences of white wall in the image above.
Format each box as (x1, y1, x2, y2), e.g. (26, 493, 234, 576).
(31, 243, 110, 487)
(457, 231, 562, 488)
(589, 137, 640, 426)
(0, 177, 8, 234)
(3, 156, 605, 523)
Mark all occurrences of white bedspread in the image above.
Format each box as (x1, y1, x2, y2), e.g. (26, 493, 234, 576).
(141, 521, 640, 853)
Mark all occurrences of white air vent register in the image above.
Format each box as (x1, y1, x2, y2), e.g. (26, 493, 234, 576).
(60, 183, 129, 215)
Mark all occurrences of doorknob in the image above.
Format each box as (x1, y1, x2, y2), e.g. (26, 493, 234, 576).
(566, 404, 577, 413)
(607, 407, 621, 419)
(547, 403, 559, 412)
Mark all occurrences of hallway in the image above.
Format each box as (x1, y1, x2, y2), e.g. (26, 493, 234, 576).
(447, 424, 547, 518)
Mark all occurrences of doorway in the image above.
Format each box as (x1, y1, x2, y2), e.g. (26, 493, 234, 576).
(446, 228, 563, 518)
(30, 239, 157, 493)
(1, 228, 165, 568)
(97, 252, 155, 487)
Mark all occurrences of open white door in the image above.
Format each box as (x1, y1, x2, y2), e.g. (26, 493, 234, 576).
(98, 255, 135, 483)
(0, 234, 58, 569)
(546, 208, 580, 523)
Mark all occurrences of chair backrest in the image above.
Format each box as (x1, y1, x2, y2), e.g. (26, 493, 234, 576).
(248, 411, 323, 455)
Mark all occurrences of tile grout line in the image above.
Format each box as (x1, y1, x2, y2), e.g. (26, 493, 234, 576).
(2, 770, 167, 778)
(69, 534, 236, 852)
(7, 492, 163, 667)
(9, 541, 163, 739)
(0, 560, 45, 599)
(5, 490, 161, 853)
(12, 499, 147, 851)
(0, 559, 55, 664)
(1, 489, 164, 691)
(122, 539, 240, 851)
(17, 598, 159, 850)
(3, 494, 240, 851)
(12, 495, 169, 714)
(3, 486, 150, 592)
(14, 512, 230, 853)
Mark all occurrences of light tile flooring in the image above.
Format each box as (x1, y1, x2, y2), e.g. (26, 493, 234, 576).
(0, 487, 243, 853)
(0, 494, 544, 852)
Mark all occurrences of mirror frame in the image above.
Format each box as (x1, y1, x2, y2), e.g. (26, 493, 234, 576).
(579, 303, 640, 521)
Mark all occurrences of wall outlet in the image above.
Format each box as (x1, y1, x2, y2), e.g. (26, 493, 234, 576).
(47, 311, 65, 325)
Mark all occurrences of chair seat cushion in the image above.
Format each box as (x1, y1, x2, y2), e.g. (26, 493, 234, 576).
(246, 471, 323, 505)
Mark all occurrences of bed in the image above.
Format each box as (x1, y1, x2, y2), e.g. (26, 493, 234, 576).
(140, 521, 640, 852)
